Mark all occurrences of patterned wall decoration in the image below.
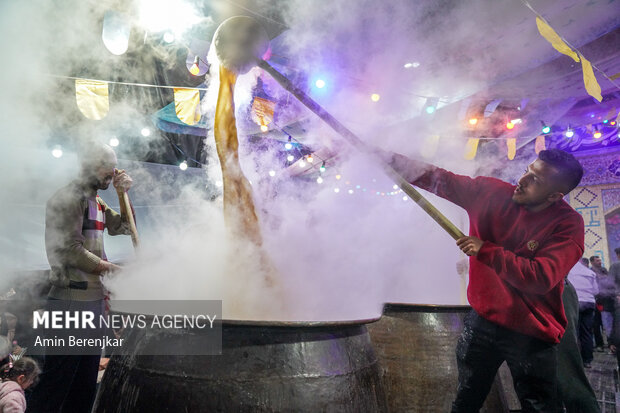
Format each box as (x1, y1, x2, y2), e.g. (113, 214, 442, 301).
(568, 185, 608, 267)
(568, 149, 620, 268)
(602, 188, 620, 212)
(578, 149, 620, 186)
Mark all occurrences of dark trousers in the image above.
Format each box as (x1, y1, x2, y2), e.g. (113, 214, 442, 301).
(593, 309, 604, 347)
(558, 282, 600, 413)
(26, 299, 103, 413)
(451, 311, 560, 413)
(26, 354, 100, 413)
(577, 305, 596, 364)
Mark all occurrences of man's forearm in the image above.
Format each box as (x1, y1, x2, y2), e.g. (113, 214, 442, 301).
(93, 259, 121, 275)
(61, 244, 102, 273)
(375, 148, 433, 183)
(389, 153, 433, 183)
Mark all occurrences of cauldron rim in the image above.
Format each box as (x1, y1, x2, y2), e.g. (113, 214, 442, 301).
(382, 302, 472, 314)
(109, 309, 381, 328)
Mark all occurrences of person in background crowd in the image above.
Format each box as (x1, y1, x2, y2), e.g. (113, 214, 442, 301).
(580, 257, 590, 268)
(591, 256, 614, 350)
(0, 357, 40, 413)
(608, 248, 620, 369)
(558, 271, 600, 412)
(566, 260, 599, 368)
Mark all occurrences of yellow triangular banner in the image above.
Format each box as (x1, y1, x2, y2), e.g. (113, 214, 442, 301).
(535, 135, 546, 154)
(75, 79, 109, 120)
(506, 138, 516, 160)
(420, 135, 440, 158)
(536, 17, 579, 63)
(173, 88, 201, 125)
(579, 54, 603, 102)
(464, 138, 480, 160)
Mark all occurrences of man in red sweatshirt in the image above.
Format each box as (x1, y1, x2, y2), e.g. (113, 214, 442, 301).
(384, 149, 584, 412)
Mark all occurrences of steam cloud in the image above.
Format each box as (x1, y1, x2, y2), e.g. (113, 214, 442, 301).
(6, 0, 603, 320)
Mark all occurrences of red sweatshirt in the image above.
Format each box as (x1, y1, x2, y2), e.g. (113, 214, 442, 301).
(412, 167, 584, 343)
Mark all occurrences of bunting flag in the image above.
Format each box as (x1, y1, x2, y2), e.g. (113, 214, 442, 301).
(464, 138, 480, 160)
(173, 88, 201, 125)
(251, 96, 276, 128)
(420, 135, 440, 158)
(535, 17, 579, 62)
(506, 138, 516, 160)
(535, 135, 546, 154)
(535, 17, 603, 102)
(579, 54, 603, 102)
(75, 79, 109, 120)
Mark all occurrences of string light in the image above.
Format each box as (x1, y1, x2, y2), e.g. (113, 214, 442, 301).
(319, 162, 326, 173)
(541, 121, 551, 134)
(179, 160, 188, 170)
(334, 188, 340, 193)
(260, 124, 269, 133)
(565, 127, 574, 138)
(287, 154, 294, 162)
(163, 32, 175, 43)
(315, 79, 326, 89)
(306, 154, 314, 163)
(284, 137, 293, 150)
(468, 118, 478, 125)
(371, 93, 380, 102)
(299, 160, 306, 168)
(423, 97, 438, 115)
(268, 170, 276, 177)
(141, 127, 151, 137)
(506, 121, 515, 130)
(51, 145, 63, 158)
(593, 128, 602, 139)
(189, 56, 200, 76)
(316, 177, 324, 184)
(335, 174, 341, 180)
(109, 137, 120, 147)
(348, 189, 354, 194)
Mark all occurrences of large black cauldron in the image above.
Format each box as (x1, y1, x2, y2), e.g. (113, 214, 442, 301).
(367, 304, 509, 413)
(93, 318, 387, 412)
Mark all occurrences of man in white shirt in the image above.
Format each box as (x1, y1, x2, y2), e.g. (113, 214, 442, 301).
(567, 260, 599, 367)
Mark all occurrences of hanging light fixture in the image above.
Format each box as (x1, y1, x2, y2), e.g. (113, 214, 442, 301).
(189, 56, 200, 76)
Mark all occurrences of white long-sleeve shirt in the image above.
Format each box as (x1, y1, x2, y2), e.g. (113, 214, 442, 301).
(567, 262, 599, 304)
